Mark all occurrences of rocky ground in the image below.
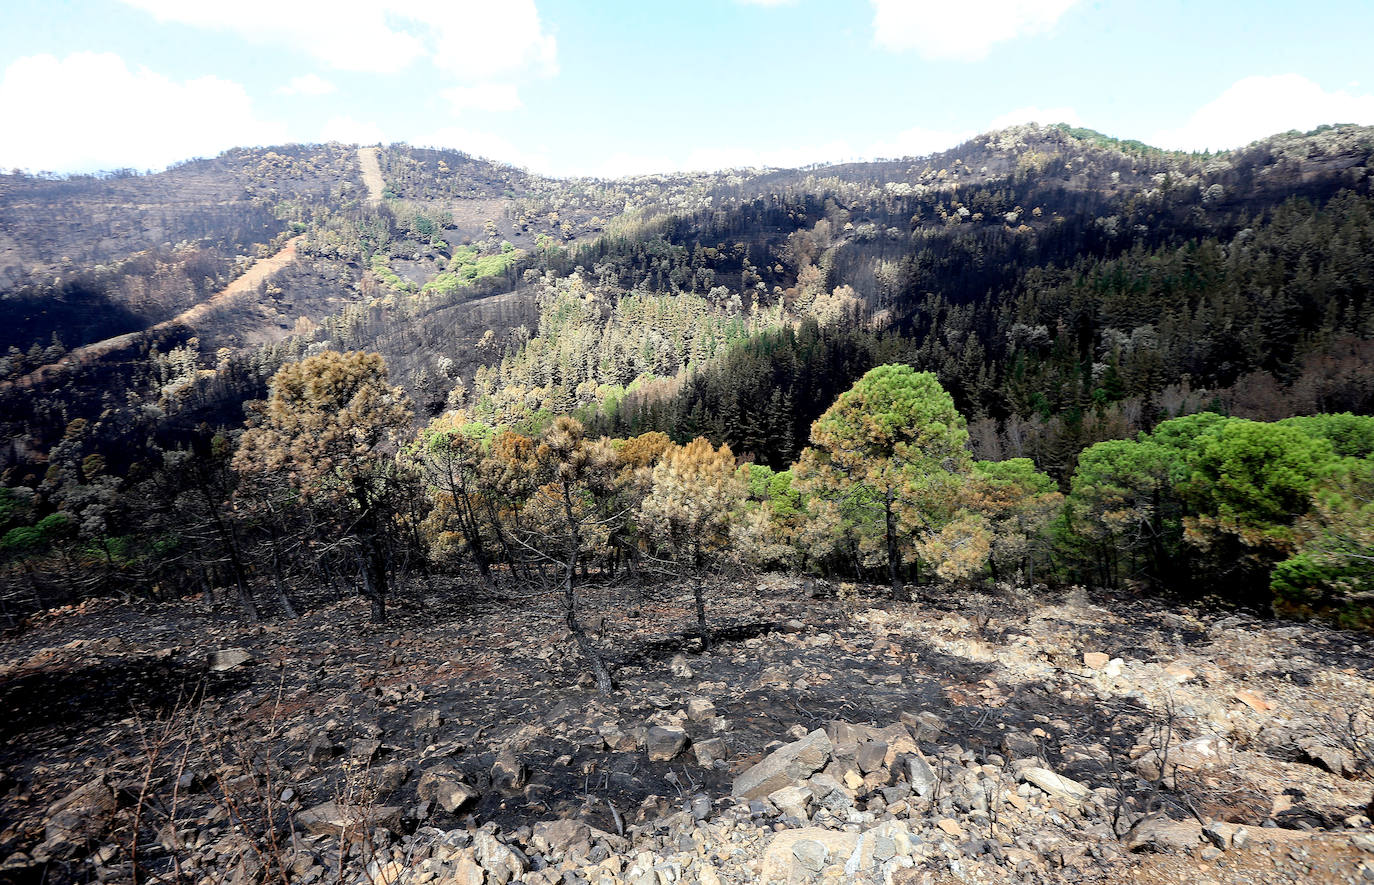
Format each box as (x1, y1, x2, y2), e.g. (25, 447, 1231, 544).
(1, 576, 1372, 885)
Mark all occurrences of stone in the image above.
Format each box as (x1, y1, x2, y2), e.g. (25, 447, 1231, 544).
(768, 785, 813, 819)
(647, 726, 689, 762)
(1164, 661, 1196, 683)
(307, 734, 341, 763)
(532, 818, 591, 855)
(434, 779, 480, 814)
(599, 723, 638, 752)
(826, 721, 873, 745)
(208, 647, 252, 671)
(904, 712, 945, 743)
(373, 762, 411, 795)
(1134, 735, 1228, 783)
(450, 855, 485, 885)
(732, 729, 833, 800)
(805, 774, 853, 811)
(1082, 652, 1109, 670)
(855, 741, 888, 774)
(1234, 690, 1272, 712)
(670, 654, 694, 679)
(1103, 658, 1124, 678)
(491, 749, 527, 791)
(1001, 731, 1039, 759)
(412, 709, 443, 730)
(693, 737, 728, 767)
(904, 752, 938, 800)
(937, 818, 964, 838)
(297, 802, 401, 838)
(1020, 768, 1091, 803)
(685, 697, 716, 722)
(350, 738, 381, 763)
(1126, 817, 1203, 852)
(1300, 744, 1357, 777)
(759, 828, 866, 883)
(473, 831, 527, 884)
(42, 775, 115, 856)
(792, 839, 828, 873)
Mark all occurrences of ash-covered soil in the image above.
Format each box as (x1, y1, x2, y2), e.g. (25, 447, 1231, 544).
(0, 577, 1371, 884)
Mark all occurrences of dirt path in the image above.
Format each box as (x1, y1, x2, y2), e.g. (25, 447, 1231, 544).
(357, 146, 385, 206)
(4, 236, 303, 391)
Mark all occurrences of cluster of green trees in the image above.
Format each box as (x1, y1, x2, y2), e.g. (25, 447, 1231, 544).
(1065, 412, 1374, 626)
(8, 353, 1368, 669)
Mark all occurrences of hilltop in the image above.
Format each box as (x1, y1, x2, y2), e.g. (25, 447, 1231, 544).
(2, 122, 1374, 884)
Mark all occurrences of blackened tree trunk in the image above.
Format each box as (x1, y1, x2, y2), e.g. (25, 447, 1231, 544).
(560, 483, 613, 694)
(886, 490, 909, 602)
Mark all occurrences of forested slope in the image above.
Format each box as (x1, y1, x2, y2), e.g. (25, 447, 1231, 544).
(3, 122, 1374, 628)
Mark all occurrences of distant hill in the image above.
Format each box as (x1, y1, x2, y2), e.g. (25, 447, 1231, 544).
(2, 122, 1372, 479)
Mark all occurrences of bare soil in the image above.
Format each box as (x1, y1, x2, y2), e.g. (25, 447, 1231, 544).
(1, 577, 1371, 883)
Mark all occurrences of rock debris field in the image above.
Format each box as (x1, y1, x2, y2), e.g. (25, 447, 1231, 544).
(1, 576, 1372, 885)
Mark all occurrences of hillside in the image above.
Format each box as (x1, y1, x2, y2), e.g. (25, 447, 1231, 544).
(2, 122, 1374, 885)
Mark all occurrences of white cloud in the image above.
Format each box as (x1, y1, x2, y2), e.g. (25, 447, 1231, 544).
(443, 83, 524, 114)
(735, 0, 796, 5)
(1150, 74, 1374, 152)
(119, 0, 424, 73)
(321, 116, 385, 145)
(277, 73, 336, 96)
(428, 1, 557, 81)
(989, 105, 1081, 129)
(870, 0, 1080, 61)
(119, 0, 557, 80)
(0, 52, 286, 173)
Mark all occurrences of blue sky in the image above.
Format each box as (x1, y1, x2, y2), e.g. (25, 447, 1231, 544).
(2, 0, 1372, 177)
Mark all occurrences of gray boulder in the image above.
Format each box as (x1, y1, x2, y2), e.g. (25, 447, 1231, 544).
(732, 728, 832, 800)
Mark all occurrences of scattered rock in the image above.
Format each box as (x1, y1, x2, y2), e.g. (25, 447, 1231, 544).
(768, 784, 812, 819)
(412, 709, 443, 731)
(1234, 689, 1273, 712)
(599, 722, 638, 752)
(937, 818, 965, 838)
(732, 729, 832, 800)
(1127, 817, 1203, 852)
(685, 697, 716, 722)
(297, 802, 401, 838)
(208, 647, 252, 671)
(646, 725, 689, 762)
(491, 749, 527, 791)
(855, 740, 888, 773)
(904, 752, 937, 800)
(791, 838, 828, 873)
(1083, 652, 1110, 670)
(1020, 767, 1091, 803)
(694, 737, 728, 767)
(350, 738, 381, 763)
(1164, 661, 1196, 683)
(1134, 735, 1229, 783)
(1300, 743, 1357, 777)
(42, 775, 115, 857)
(435, 779, 480, 814)
(669, 654, 694, 679)
(531, 818, 591, 855)
(759, 828, 864, 883)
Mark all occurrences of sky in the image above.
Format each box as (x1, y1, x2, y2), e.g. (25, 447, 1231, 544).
(1, 0, 1373, 178)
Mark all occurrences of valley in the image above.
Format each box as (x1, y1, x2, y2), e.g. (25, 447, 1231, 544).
(2, 122, 1373, 885)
